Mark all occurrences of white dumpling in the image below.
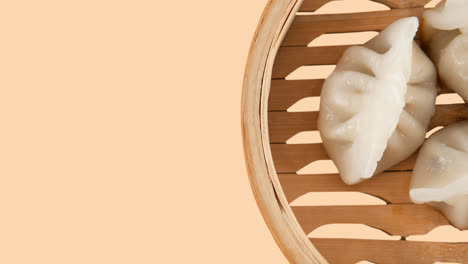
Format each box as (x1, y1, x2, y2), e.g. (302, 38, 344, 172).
(422, 0, 468, 101)
(410, 121, 468, 230)
(318, 17, 419, 185)
(375, 44, 438, 174)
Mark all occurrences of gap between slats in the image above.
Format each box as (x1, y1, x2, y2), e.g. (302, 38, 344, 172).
(299, 0, 390, 15)
(310, 224, 402, 242)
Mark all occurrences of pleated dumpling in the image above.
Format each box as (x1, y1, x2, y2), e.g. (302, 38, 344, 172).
(410, 121, 468, 230)
(375, 44, 437, 174)
(318, 17, 419, 185)
(422, 0, 468, 101)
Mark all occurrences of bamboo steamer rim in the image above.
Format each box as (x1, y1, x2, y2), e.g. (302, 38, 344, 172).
(241, 0, 326, 263)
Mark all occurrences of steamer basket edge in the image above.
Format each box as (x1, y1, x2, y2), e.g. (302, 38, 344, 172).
(241, 0, 326, 263)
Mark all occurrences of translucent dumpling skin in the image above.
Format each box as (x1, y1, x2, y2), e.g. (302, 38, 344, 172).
(375, 44, 438, 174)
(318, 17, 419, 185)
(410, 121, 468, 230)
(422, 0, 468, 101)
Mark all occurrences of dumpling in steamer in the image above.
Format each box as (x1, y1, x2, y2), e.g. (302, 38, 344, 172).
(422, 0, 468, 101)
(375, 44, 437, 174)
(410, 121, 468, 230)
(318, 17, 419, 185)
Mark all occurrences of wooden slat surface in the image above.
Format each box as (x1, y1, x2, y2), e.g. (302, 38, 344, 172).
(269, 112, 318, 143)
(294, 204, 447, 236)
(268, 80, 454, 111)
(269, 112, 318, 142)
(283, 8, 423, 46)
(273, 45, 350, 79)
(310, 238, 468, 264)
(299, 0, 432, 12)
(269, 79, 324, 111)
(272, 143, 417, 173)
(268, 104, 468, 143)
(278, 172, 411, 203)
(271, 143, 328, 173)
(298, 0, 335, 12)
(271, 145, 416, 172)
(375, 0, 432, 8)
(430, 103, 468, 129)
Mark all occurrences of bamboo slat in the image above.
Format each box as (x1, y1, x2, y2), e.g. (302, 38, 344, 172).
(294, 204, 448, 236)
(268, 80, 454, 111)
(271, 143, 418, 173)
(278, 172, 411, 203)
(283, 9, 423, 46)
(310, 238, 468, 264)
(299, 0, 432, 12)
(273, 45, 350, 78)
(269, 79, 324, 111)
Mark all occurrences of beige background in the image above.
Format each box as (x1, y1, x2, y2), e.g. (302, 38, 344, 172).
(0, 0, 288, 263)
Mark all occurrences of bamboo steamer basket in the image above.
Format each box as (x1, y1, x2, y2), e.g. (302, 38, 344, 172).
(241, 0, 468, 263)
